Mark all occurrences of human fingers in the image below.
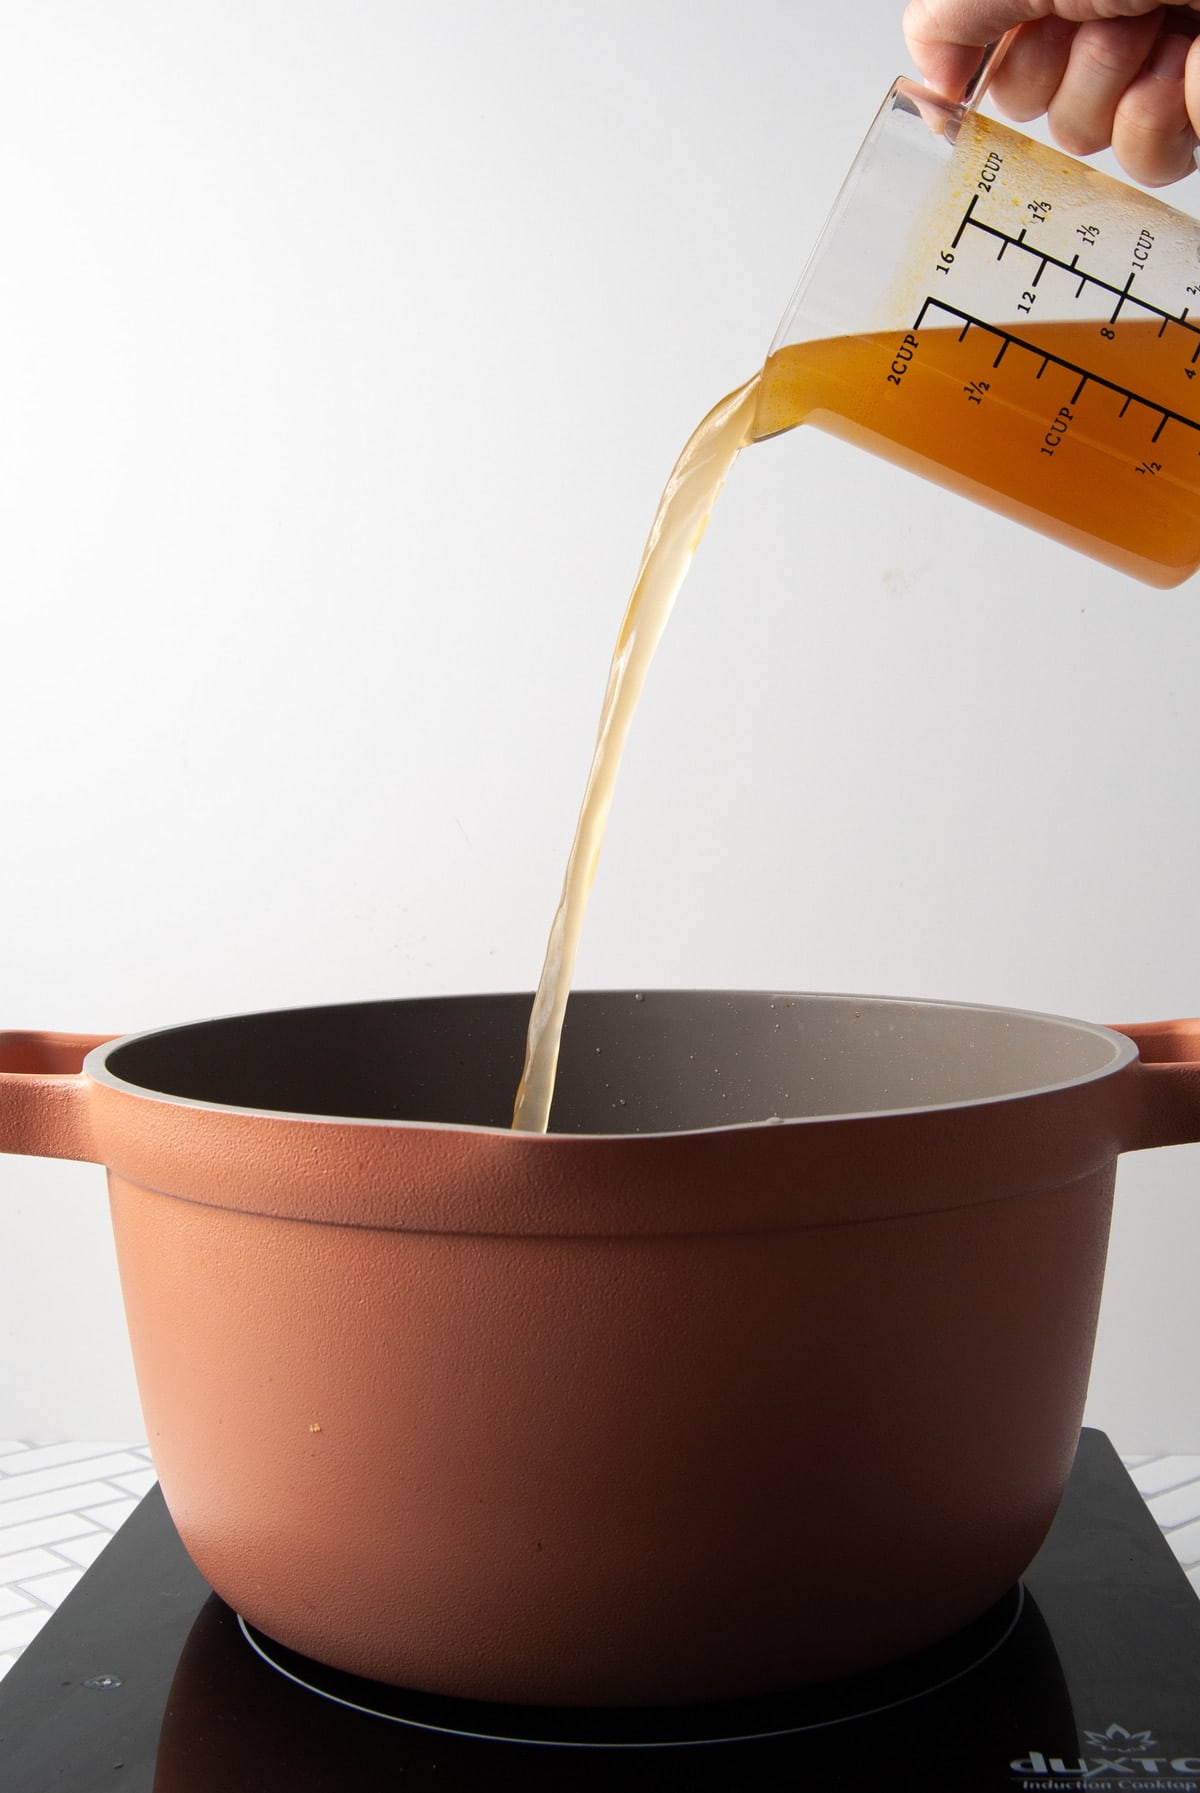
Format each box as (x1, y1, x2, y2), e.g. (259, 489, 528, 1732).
(902, 0, 1178, 102)
(903, 0, 1044, 100)
(1044, 9, 1166, 156)
(1109, 26, 1199, 184)
(988, 16, 1077, 120)
(1188, 29, 1200, 151)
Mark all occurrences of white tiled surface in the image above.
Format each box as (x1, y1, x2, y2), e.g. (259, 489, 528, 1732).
(1123, 1454, 1200, 1598)
(0, 1439, 156, 1680)
(0, 1440, 1197, 1684)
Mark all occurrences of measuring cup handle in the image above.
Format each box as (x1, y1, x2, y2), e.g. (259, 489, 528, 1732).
(961, 33, 1017, 109)
(0, 1031, 112, 1163)
(1112, 1017, 1200, 1151)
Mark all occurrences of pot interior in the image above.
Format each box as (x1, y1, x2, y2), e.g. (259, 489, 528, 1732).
(98, 991, 1130, 1135)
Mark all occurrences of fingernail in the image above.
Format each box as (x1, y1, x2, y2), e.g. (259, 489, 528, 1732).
(1151, 31, 1189, 82)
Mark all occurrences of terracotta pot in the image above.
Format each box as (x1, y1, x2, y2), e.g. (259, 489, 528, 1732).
(2, 990, 1198, 1707)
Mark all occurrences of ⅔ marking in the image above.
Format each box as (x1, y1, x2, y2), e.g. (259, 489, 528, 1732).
(948, 194, 1200, 345)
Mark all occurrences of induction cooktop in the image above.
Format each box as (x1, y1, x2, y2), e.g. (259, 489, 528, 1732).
(1, 1428, 1197, 1791)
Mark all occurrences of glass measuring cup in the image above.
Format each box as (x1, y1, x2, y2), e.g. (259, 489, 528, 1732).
(754, 55, 1200, 587)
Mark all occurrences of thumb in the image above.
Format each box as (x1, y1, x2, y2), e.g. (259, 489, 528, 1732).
(903, 0, 1046, 96)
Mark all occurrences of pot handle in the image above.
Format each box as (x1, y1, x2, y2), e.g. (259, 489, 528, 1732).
(1112, 1017, 1200, 1152)
(0, 1032, 113, 1163)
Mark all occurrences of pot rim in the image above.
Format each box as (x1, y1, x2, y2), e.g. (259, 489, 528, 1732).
(81, 988, 1139, 1140)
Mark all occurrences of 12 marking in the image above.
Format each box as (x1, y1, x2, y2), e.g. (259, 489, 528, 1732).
(914, 192, 1200, 452)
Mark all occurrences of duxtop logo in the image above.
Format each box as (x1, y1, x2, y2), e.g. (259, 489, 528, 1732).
(1084, 1731, 1161, 1753)
(1011, 1723, 1200, 1789)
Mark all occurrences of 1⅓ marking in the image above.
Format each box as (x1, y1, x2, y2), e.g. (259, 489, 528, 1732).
(948, 195, 1200, 345)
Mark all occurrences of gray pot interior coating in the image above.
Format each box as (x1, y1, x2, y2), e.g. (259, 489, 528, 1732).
(98, 991, 1129, 1135)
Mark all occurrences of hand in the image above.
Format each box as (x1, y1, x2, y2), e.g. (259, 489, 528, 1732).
(903, 1, 1200, 185)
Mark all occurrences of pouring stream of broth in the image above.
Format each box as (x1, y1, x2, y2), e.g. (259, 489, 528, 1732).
(512, 314, 1179, 1130)
(510, 373, 761, 1133)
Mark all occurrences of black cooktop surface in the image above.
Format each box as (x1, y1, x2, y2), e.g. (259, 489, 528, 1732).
(1, 1429, 1197, 1791)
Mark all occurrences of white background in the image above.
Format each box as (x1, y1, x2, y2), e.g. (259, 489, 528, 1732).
(0, 1, 1197, 1447)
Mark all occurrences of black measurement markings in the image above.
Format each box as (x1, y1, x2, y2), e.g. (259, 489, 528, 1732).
(912, 291, 1200, 447)
(950, 194, 1200, 340)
